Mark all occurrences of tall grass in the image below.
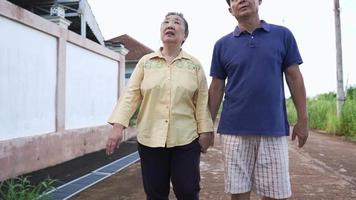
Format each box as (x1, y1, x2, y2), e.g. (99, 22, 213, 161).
(340, 87, 356, 138)
(286, 99, 297, 124)
(308, 92, 338, 132)
(286, 86, 356, 139)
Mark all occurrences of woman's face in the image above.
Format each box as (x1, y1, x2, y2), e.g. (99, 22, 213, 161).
(160, 14, 187, 46)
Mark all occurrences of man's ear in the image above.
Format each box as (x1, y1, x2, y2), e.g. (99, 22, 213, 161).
(228, 7, 232, 15)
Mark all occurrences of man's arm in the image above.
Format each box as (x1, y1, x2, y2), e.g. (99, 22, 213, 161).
(208, 78, 225, 122)
(285, 65, 308, 148)
(194, 66, 214, 153)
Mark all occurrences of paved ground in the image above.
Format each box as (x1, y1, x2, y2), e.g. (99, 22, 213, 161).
(25, 140, 138, 187)
(71, 129, 356, 200)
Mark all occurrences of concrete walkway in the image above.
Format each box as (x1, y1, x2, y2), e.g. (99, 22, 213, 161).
(71, 130, 356, 200)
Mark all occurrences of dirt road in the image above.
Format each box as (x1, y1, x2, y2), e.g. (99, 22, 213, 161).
(72, 130, 356, 200)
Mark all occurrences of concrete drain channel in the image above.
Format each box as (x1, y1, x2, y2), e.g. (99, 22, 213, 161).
(46, 151, 140, 200)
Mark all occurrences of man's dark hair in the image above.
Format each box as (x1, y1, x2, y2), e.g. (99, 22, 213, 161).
(165, 12, 189, 37)
(225, 0, 262, 6)
(226, 0, 230, 6)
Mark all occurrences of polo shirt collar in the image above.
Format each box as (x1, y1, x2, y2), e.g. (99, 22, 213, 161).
(233, 20, 270, 37)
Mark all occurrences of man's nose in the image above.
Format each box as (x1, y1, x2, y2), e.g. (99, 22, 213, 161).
(168, 21, 175, 27)
(166, 22, 175, 29)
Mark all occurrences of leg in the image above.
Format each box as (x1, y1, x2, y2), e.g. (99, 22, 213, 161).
(254, 136, 291, 199)
(261, 197, 287, 200)
(170, 139, 201, 200)
(221, 134, 257, 198)
(231, 191, 251, 200)
(137, 143, 171, 200)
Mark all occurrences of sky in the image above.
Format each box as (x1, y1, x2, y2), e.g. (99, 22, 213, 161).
(87, 0, 356, 98)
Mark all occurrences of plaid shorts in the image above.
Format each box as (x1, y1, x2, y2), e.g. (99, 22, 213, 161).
(221, 134, 291, 199)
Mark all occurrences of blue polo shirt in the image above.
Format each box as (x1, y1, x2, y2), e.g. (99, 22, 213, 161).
(210, 21, 303, 136)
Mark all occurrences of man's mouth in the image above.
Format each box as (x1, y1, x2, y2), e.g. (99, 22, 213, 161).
(238, 3, 249, 11)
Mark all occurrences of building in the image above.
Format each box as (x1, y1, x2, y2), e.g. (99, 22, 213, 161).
(7, 0, 105, 45)
(106, 34, 154, 84)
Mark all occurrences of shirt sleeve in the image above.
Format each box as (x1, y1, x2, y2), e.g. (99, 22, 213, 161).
(194, 64, 214, 133)
(282, 28, 303, 70)
(210, 41, 227, 80)
(107, 59, 144, 127)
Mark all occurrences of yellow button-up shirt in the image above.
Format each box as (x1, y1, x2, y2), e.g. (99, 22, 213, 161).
(108, 49, 213, 148)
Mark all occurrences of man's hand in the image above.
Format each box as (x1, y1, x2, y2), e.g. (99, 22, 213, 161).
(106, 124, 124, 155)
(199, 132, 213, 153)
(292, 120, 308, 148)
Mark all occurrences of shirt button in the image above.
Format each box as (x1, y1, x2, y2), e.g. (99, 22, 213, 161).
(165, 120, 168, 123)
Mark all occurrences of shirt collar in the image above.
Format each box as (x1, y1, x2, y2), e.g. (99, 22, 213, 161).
(147, 47, 190, 60)
(233, 20, 270, 37)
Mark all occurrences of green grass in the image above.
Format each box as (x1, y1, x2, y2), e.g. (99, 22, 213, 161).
(0, 176, 56, 200)
(340, 99, 356, 138)
(286, 98, 297, 124)
(286, 86, 356, 140)
(307, 98, 336, 131)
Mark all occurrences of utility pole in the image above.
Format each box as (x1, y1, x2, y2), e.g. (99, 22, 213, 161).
(334, 0, 345, 117)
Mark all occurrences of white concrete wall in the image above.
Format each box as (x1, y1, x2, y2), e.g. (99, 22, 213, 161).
(0, 0, 127, 180)
(0, 16, 57, 140)
(65, 43, 118, 129)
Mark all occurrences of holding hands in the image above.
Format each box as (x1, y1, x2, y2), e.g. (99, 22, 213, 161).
(198, 132, 214, 153)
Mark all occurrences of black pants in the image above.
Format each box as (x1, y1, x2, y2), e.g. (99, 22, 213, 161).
(137, 139, 201, 200)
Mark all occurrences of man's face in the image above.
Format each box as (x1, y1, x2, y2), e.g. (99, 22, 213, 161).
(229, 0, 261, 20)
(160, 15, 187, 45)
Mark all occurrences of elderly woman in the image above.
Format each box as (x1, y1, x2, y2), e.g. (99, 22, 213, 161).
(106, 12, 213, 200)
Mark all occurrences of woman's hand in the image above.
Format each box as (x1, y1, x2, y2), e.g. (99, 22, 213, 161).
(106, 123, 124, 155)
(198, 132, 214, 153)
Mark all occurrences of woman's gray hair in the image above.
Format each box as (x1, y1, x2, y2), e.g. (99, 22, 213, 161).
(165, 12, 189, 37)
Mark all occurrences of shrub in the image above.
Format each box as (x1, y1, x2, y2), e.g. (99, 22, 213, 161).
(345, 86, 356, 100)
(0, 176, 55, 200)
